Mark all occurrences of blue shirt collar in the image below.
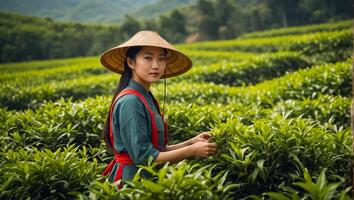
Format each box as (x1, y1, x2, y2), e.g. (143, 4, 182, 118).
(127, 78, 161, 113)
(127, 79, 150, 95)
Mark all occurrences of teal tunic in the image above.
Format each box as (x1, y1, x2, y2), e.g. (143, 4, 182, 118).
(107, 79, 166, 182)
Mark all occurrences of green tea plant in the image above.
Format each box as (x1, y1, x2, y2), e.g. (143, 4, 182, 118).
(154, 60, 351, 106)
(0, 145, 103, 199)
(181, 49, 258, 65)
(1, 55, 349, 111)
(178, 29, 352, 63)
(177, 52, 309, 86)
(80, 158, 239, 200)
(239, 20, 352, 39)
(0, 73, 116, 110)
(0, 63, 107, 87)
(272, 95, 350, 128)
(259, 168, 351, 200)
(205, 116, 351, 198)
(0, 20, 351, 199)
(0, 56, 99, 73)
(0, 97, 108, 150)
(179, 29, 351, 53)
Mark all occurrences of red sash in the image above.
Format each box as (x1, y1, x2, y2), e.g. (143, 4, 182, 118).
(102, 89, 168, 189)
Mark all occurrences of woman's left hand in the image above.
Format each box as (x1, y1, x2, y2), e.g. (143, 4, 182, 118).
(188, 132, 211, 145)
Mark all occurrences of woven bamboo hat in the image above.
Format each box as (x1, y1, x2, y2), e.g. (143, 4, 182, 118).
(100, 30, 193, 78)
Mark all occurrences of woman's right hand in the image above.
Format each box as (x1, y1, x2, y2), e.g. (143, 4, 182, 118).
(189, 141, 217, 158)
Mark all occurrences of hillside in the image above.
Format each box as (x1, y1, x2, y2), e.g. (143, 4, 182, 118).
(0, 12, 122, 63)
(133, 0, 197, 19)
(0, 20, 352, 199)
(0, 0, 196, 24)
(1, 11, 352, 64)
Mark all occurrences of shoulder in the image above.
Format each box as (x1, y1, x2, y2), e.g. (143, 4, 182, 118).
(113, 94, 144, 112)
(118, 93, 140, 103)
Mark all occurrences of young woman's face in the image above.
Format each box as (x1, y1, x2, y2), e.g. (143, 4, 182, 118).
(128, 46, 166, 88)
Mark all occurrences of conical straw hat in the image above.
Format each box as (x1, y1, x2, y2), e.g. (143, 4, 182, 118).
(100, 30, 193, 78)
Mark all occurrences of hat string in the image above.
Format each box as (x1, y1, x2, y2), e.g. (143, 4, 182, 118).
(163, 69, 166, 116)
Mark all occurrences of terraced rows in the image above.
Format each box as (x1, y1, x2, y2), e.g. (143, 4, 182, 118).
(0, 20, 352, 199)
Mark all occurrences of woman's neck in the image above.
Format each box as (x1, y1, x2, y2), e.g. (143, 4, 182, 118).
(131, 75, 151, 91)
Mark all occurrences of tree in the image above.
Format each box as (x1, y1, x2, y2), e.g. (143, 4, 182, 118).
(120, 15, 141, 41)
(264, 0, 302, 27)
(158, 9, 187, 43)
(142, 18, 159, 32)
(215, 0, 240, 39)
(195, 0, 219, 40)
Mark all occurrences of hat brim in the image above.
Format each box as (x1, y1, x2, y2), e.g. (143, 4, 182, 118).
(100, 45, 192, 79)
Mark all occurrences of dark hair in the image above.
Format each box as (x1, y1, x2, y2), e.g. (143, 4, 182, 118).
(103, 46, 142, 150)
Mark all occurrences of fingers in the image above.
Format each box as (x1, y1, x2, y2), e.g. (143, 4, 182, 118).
(199, 141, 217, 148)
(208, 146, 217, 152)
(204, 148, 217, 157)
(200, 131, 211, 139)
(196, 140, 216, 146)
(208, 142, 217, 148)
(205, 142, 217, 156)
(193, 137, 207, 144)
(193, 140, 218, 157)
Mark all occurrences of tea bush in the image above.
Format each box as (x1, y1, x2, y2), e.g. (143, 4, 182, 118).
(0, 145, 103, 199)
(240, 20, 352, 39)
(177, 52, 309, 86)
(0, 20, 351, 199)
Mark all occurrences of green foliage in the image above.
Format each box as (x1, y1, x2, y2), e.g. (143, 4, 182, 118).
(272, 95, 351, 128)
(240, 20, 353, 39)
(180, 29, 352, 64)
(209, 117, 351, 198)
(134, 0, 196, 20)
(0, 97, 109, 150)
(0, 73, 116, 110)
(180, 49, 258, 65)
(1, 3, 352, 63)
(0, 20, 352, 199)
(0, 60, 107, 88)
(80, 159, 239, 200)
(0, 56, 98, 73)
(158, 10, 188, 43)
(0, 12, 122, 63)
(0, 145, 103, 199)
(0, 0, 193, 24)
(178, 52, 309, 86)
(262, 168, 351, 200)
(154, 60, 351, 105)
(193, 0, 352, 39)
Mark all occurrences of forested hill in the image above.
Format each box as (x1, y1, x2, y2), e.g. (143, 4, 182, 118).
(0, 11, 352, 64)
(0, 12, 121, 63)
(0, 0, 197, 24)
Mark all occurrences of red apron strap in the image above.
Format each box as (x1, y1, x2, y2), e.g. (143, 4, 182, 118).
(163, 121, 169, 146)
(108, 93, 120, 152)
(151, 93, 169, 147)
(102, 160, 115, 176)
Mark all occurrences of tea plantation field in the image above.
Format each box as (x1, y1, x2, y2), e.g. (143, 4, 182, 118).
(0, 20, 353, 199)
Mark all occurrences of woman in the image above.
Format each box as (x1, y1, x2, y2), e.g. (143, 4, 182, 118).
(100, 31, 217, 188)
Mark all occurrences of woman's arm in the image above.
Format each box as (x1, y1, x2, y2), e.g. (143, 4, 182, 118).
(164, 132, 211, 151)
(164, 140, 191, 151)
(154, 140, 217, 164)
